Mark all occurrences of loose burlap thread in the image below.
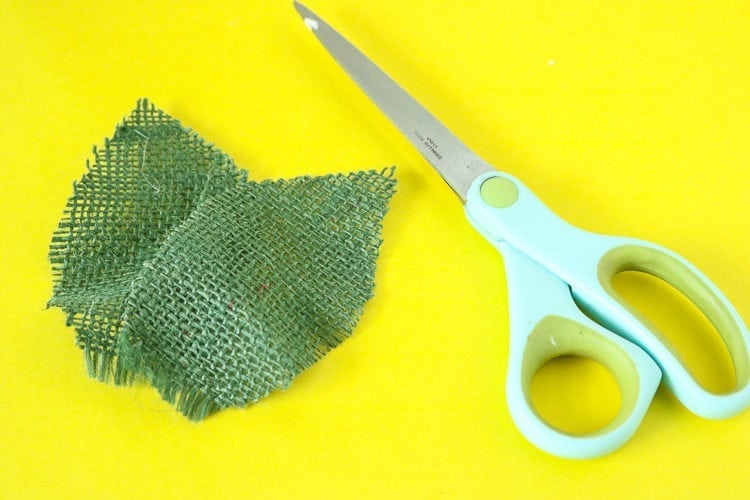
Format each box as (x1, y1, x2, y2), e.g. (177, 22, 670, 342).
(49, 99, 396, 419)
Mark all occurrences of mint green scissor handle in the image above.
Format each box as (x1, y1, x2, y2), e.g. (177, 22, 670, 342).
(499, 241, 661, 459)
(466, 172, 750, 458)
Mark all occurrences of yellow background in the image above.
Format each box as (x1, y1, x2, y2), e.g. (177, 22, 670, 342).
(3, 0, 750, 497)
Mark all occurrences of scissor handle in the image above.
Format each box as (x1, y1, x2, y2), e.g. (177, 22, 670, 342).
(500, 241, 661, 458)
(465, 172, 750, 453)
(579, 242, 750, 418)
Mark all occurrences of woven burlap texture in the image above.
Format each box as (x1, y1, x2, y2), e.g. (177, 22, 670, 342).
(49, 99, 247, 383)
(49, 100, 396, 419)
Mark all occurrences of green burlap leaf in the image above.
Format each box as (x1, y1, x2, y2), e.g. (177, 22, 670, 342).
(117, 171, 396, 419)
(48, 100, 397, 419)
(49, 99, 246, 382)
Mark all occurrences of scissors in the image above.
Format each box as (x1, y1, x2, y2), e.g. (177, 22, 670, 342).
(293, 2, 750, 458)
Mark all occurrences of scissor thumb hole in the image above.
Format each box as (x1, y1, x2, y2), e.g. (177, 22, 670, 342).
(529, 355, 621, 435)
(598, 244, 750, 394)
(520, 315, 644, 436)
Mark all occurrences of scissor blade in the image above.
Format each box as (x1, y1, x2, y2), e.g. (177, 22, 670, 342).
(293, 1, 494, 202)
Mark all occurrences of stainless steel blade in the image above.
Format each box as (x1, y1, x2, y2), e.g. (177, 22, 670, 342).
(294, 1, 494, 202)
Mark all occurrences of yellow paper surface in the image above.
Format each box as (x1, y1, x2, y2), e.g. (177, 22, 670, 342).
(2, 0, 750, 497)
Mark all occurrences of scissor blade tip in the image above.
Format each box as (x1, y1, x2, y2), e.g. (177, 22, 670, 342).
(293, 2, 321, 31)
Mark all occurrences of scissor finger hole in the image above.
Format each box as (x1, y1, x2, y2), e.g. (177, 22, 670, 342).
(597, 244, 749, 395)
(610, 270, 735, 393)
(530, 355, 621, 435)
